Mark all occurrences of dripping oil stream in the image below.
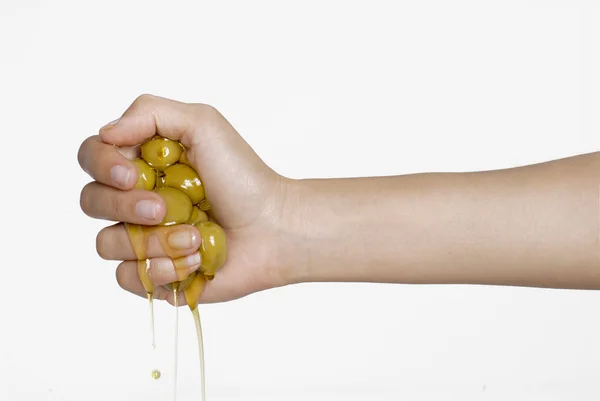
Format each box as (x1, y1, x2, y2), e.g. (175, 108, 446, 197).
(148, 292, 156, 349)
(147, 258, 156, 350)
(192, 307, 206, 401)
(127, 222, 208, 401)
(147, 289, 159, 379)
(127, 223, 191, 384)
(173, 287, 179, 401)
(127, 224, 160, 380)
(120, 137, 228, 401)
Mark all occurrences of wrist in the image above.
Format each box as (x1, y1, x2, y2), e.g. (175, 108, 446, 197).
(274, 176, 371, 285)
(271, 177, 314, 286)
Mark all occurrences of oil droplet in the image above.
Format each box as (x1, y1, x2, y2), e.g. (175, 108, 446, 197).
(151, 369, 161, 380)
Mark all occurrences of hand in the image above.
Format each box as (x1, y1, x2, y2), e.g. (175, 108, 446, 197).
(80, 95, 600, 298)
(78, 94, 295, 305)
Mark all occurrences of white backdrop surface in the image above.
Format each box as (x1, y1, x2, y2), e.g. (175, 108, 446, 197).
(1, 1, 599, 400)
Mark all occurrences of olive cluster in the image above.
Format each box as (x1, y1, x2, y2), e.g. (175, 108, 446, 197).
(130, 136, 227, 308)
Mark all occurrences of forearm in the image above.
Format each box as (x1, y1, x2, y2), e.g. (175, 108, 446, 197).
(284, 152, 600, 289)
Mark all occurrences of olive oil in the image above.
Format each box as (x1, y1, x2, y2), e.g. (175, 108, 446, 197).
(123, 137, 227, 401)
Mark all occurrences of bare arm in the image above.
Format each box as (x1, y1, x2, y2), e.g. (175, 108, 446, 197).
(281, 152, 600, 290)
(81, 95, 600, 302)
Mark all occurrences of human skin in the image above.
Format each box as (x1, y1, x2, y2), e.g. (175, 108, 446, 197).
(78, 94, 600, 306)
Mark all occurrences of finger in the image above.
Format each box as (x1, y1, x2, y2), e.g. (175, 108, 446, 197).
(80, 182, 166, 224)
(116, 257, 201, 294)
(77, 135, 141, 190)
(115, 262, 171, 301)
(97, 223, 201, 260)
(99, 94, 205, 149)
(118, 146, 141, 160)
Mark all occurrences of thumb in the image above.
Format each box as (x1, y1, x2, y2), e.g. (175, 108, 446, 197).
(99, 94, 198, 148)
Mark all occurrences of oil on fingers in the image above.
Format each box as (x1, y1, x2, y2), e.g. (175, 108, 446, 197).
(97, 223, 201, 261)
(117, 255, 201, 293)
(115, 263, 188, 306)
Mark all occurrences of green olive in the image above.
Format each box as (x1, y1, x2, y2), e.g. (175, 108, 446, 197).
(183, 272, 207, 311)
(132, 158, 156, 190)
(140, 137, 183, 171)
(188, 206, 209, 225)
(163, 164, 205, 204)
(194, 221, 228, 276)
(126, 137, 228, 306)
(179, 150, 193, 167)
(155, 187, 192, 226)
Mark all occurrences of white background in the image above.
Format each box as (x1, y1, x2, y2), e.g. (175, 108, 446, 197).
(1, 1, 599, 400)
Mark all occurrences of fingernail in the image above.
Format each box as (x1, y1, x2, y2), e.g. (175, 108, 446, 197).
(185, 252, 201, 267)
(173, 252, 202, 280)
(135, 200, 159, 220)
(110, 165, 132, 188)
(100, 117, 121, 131)
(168, 231, 196, 249)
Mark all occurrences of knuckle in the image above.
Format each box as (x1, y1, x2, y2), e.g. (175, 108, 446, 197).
(148, 259, 173, 286)
(196, 103, 219, 118)
(147, 259, 162, 284)
(79, 183, 94, 215)
(133, 93, 155, 107)
(77, 135, 97, 171)
(115, 263, 128, 289)
(95, 229, 110, 260)
(146, 259, 158, 282)
(110, 193, 128, 221)
(189, 103, 223, 132)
